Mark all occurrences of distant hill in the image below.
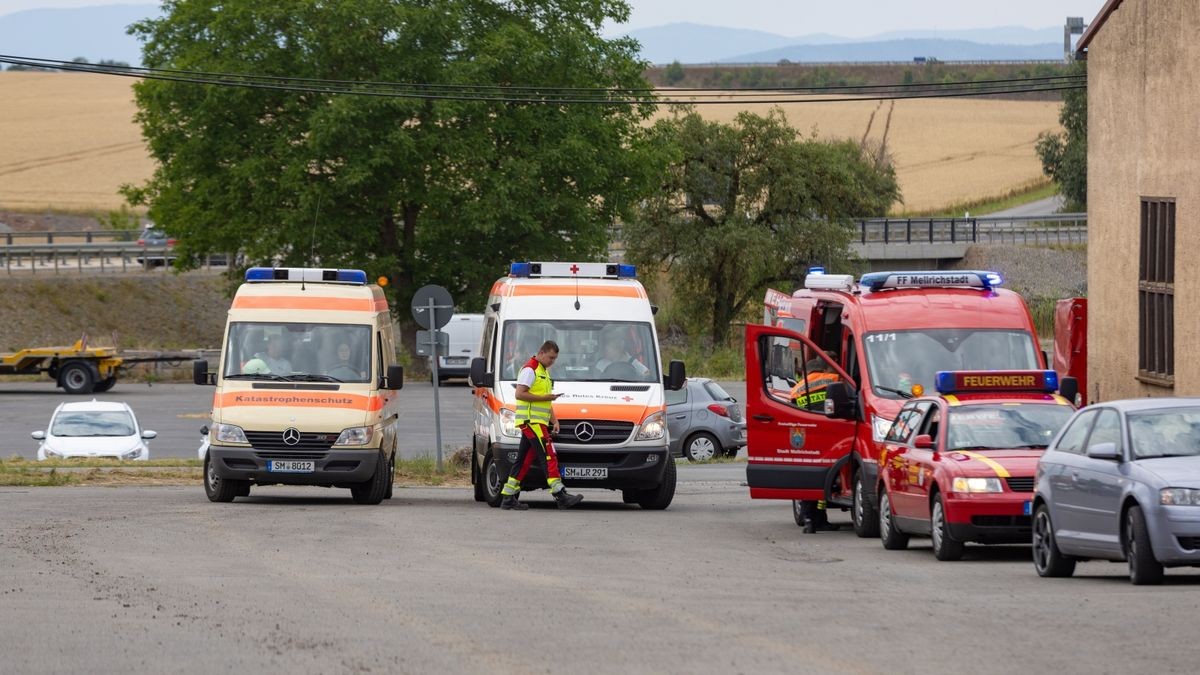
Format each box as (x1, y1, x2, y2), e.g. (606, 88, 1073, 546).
(615, 22, 1065, 64)
(725, 39, 1062, 64)
(0, 4, 159, 67)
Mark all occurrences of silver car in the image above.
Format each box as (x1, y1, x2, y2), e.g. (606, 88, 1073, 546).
(1032, 398, 1200, 584)
(666, 378, 747, 462)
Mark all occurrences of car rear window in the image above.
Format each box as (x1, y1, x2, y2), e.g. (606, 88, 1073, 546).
(703, 382, 732, 401)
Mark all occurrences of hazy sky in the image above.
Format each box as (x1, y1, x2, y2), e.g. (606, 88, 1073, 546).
(0, 0, 1109, 37)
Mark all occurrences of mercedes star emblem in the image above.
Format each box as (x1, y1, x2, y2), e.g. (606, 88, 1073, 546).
(574, 421, 596, 442)
(281, 428, 302, 446)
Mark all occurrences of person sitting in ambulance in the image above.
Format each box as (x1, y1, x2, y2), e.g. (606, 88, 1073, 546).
(325, 342, 365, 381)
(254, 334, 293, 375)
(504, 335, 543, 380)
(594, 335, 650, 380)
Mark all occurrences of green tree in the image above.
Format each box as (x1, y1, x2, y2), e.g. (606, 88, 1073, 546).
(664, 60, 685, 85)
(123, 0, 661, 320)
(1036, 61, 1087, 209)
(625, 109, 899, 344)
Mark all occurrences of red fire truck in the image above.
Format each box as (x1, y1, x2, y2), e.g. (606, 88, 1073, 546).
(746, 270, 1078, 536)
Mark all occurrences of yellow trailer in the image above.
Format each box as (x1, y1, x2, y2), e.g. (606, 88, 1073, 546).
(0, 338, 123, 394)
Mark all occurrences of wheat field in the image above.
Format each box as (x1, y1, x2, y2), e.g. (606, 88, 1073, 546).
(0, 73, 1061, 214)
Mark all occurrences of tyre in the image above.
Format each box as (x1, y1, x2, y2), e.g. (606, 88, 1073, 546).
(384, 453, 395, 500)
(1032, 503, 1075, 578)
(350, 450, 390, 505)
(792, 500, 805, 527)
(931, 492, 965, 561)
(879, 488, 909, 550)
(637, 456, 676, 510)
(852, 468, 880, 538)
(1126, 505, 1164, 585)
(204, 453, 240, 503)
(93, 376, 117, 393)
(683, 432, 719, 463)
(482, 452, 504, 508)
(59, 361, 98, 395)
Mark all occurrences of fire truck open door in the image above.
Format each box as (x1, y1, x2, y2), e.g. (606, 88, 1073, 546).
(1053, 298, 1087, 405)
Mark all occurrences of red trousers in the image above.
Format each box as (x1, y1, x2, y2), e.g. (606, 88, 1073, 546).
(509, 423, 561, 484)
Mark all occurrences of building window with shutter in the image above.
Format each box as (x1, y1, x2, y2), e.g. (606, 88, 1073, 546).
(1138, 197, 1175, 386)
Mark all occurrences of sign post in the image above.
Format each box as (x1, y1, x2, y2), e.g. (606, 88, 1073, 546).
(411, 285, 454, 471)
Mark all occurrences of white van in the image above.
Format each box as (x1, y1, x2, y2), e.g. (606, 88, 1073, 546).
(469, 262, 686, 509)
(436, 313, 484, 383)
(194, 267, 404, 505)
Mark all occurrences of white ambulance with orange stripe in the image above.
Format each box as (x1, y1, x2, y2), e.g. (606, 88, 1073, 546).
(194, 268, 404, 504)
(468, 262, 686, 509)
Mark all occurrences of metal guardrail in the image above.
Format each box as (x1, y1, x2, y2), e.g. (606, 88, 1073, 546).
(856, 213, 1087, 246)
(1, 243, 227, 274)
(2, 229, 141, 245)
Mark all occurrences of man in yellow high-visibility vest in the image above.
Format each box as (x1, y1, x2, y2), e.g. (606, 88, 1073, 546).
(791, 354, 842, 533)
(500, 340, 584, 511)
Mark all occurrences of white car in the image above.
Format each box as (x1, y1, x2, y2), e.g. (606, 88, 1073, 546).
(33, 400, 155, 461)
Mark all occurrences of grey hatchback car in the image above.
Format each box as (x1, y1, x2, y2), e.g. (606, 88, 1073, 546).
(1032, 398, 1200, 584)
(666, 378, 747, 462)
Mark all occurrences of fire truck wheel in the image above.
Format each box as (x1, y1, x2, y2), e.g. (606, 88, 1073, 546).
(482, 452, 504, 508)
(931, 492, 965, 561)
(1032, 503, 1076, 578)
(59, 361, 98, 395)
(879, 488, 909, 550)
(792, 500, 805, 527)
(852, 469, 880, 538)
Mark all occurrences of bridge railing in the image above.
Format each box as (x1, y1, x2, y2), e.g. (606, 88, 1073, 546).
(1, 229, 142, 245)
(0, 243, 228, 274)
(856, 213, 1087, 246)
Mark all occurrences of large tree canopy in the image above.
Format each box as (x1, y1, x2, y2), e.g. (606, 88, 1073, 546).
(124, 0, 661, 315)
(1036, 60, 1086, 210)
(625, 109, 899, 344)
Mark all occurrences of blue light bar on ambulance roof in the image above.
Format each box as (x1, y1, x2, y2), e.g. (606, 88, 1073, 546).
(935, 370, 1059, 394)
(860, 270, 1004, 292)
(244, 267, 368, 285)
(509, 262, 636, 279)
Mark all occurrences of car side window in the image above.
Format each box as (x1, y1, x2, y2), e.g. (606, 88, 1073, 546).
(886, 402, 928, 443)
(917, 404, 942, 441)
(1054, 409, 1098, 455)
(665, 387, 688, 406)
(1085, 410, 1123, 456)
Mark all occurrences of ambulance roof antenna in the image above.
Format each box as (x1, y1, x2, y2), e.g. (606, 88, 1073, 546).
(304, 193, 323, 291)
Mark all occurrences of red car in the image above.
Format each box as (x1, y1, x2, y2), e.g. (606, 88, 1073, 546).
(875, 370, 1076, 560)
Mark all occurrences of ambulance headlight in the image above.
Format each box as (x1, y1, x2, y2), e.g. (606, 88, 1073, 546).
(334, 426, 373, 447)
(871, 415, 893, 443)
(636, 412, 667, 441)
(214, 423, 248, 444)
(499, 409, 520, 438)
(952, 477, 1004, 494)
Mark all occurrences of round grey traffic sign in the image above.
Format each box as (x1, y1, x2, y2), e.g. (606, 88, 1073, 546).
(410, 285, 454, 329)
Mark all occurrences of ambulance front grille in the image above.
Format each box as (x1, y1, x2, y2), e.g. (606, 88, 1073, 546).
(553, 420, 635, 445)
(245, 430, 338, 453)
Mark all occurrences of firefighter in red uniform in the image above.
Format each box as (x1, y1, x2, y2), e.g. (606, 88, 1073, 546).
(500, 340, 585, 510)
(791, 352, 842, 533)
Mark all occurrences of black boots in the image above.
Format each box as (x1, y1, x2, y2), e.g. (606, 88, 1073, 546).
(553, 489, 584, 510)
(500, 494, 529, 510)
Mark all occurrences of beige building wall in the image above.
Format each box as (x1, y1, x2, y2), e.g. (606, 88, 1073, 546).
(1087, 0, 1200, 402)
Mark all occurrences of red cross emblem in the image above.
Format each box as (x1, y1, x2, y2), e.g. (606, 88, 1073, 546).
(622, 395, 634, 402)
(569, 264, 580, 274)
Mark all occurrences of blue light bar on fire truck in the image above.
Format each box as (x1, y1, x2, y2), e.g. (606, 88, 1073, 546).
(860, 270, 1003, 292)
(509, 262, 636, 279)
(935, 370, 1059, 394)
(245, 267, 368, 285)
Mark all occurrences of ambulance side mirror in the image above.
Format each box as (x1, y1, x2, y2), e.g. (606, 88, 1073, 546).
(823, 382, 857, 420)
(665, 360, 686, 391)
(470, 357, 493, 388)
(1058, 377, 1079, 406)
(384, 365, 404, 390)
(914, 434, 934, 450)
(192, 360, 215, 386)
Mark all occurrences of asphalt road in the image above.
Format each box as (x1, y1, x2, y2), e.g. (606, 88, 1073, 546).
(0, 379, 748, 461)
(2, 483, 1196, 674)
(988, 194, 1067, 218)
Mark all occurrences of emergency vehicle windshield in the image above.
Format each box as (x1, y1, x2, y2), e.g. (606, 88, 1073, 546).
(500, 320, 660, 383)
(865, 329, 1039, 399)
(1129, 409, 1200, 459)
(222, 322, 372, 382)
(946, 404, 1074, 450)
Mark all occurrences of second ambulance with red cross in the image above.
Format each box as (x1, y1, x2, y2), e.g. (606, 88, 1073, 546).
(875, 370, 1077, 560)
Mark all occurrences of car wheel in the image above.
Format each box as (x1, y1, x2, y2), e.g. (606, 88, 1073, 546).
(59, 361, 97, 395)
(1032, 503, 1075, 578)
(637, 456, 676, 510)
(684, 432, 719, 463)
(792, 500, 805, 527)
(852, 468, 880, 538)
(350, 450, 389, 505)
(1126, 505, 1164, 585)
(879, 488, 909, 550)
(384, 453, 395, 500)
(482, 452, 503, 508)
(931, 492, 965, 561)
(204, 453, 239, 503)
